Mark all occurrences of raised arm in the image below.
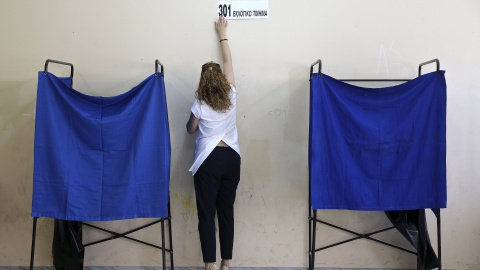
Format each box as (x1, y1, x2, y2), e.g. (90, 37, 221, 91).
(215, 16, 235, 88)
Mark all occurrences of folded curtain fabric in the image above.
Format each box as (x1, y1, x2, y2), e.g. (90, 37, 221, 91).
(32, 72, 171, 221)
(309, 71, 446, 210)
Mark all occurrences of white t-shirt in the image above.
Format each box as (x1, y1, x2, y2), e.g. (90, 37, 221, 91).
(189, 85, 241, 175)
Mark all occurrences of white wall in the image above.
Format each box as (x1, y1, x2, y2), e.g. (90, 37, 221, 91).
(0, 0, 479, 269)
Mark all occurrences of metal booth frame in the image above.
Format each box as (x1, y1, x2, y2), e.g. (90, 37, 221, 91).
(308, 58, 443, 270)
(30, 59, 174, 270)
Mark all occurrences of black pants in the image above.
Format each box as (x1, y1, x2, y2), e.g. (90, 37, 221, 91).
(194, 146, 241, 263)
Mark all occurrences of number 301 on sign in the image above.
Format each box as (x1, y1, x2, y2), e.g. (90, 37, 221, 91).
(218, 4, 232, 17)
(217, 1, 269, 20)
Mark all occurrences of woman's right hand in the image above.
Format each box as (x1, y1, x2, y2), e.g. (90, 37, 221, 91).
(215, 15, 228, 39)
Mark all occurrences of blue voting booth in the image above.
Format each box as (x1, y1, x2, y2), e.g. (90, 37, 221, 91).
(30, 60, 174, 270)
(308, 59, 445, 270)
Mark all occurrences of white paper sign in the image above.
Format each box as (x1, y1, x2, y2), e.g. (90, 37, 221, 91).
(217, 1, 269, 20)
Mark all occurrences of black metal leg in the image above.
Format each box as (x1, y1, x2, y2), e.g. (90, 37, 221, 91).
(311, 210, 317, 270)
(308, 209, 312, 270)
(168, 200, 174, 270)
(437, 209, 442, 270)
(161, 218, 166, 270)
(308, 203, 312, 270)
(30, 217, 38, 270)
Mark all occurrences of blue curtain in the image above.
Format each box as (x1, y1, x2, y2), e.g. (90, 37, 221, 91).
(309, 71, 446, 210)
(32, 72, 171, 221)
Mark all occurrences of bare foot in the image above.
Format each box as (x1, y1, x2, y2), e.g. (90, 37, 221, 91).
(221, 259, 230, 268)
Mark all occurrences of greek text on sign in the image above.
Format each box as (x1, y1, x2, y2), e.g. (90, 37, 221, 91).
(218, 1, 269, 20)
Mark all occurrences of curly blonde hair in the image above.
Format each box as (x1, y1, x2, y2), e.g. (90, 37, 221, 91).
(195, 61, 233, 113)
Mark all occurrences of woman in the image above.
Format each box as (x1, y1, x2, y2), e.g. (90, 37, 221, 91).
(186, 16, 241, 270)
